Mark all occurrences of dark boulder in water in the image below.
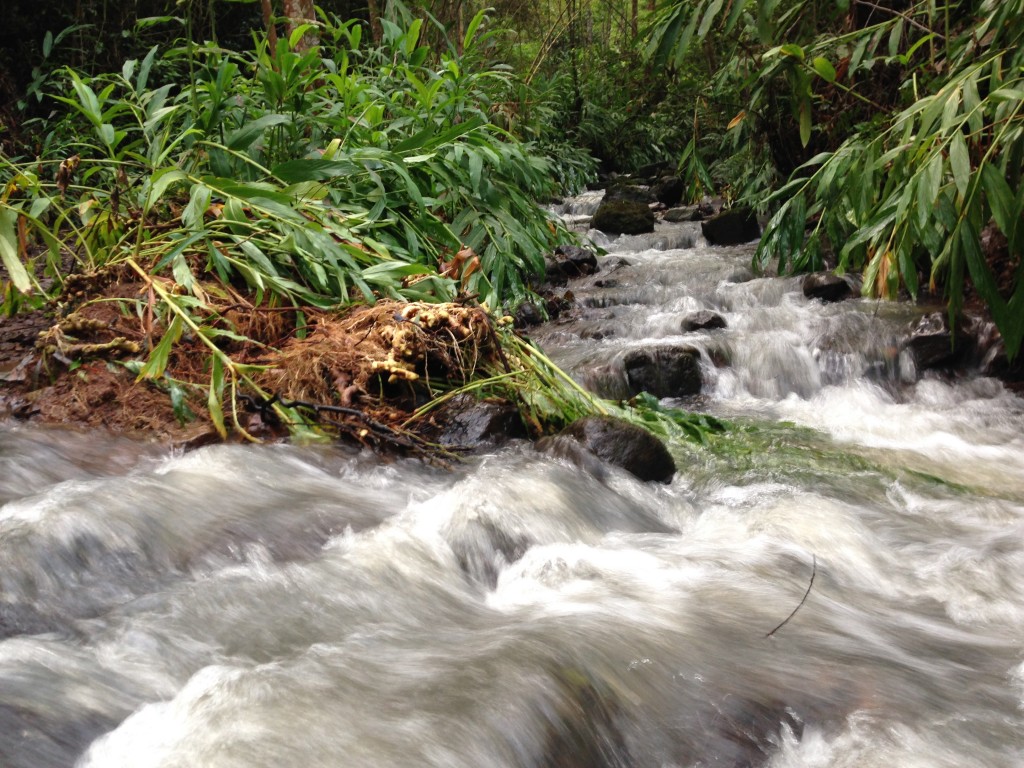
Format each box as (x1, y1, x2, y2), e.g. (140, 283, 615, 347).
(592, 200, 656, 235)
(700, 206, 760, 245)
(623, 346, 702, 398)
(547, 244, 599, 281)
(802, 273, 853, 303)
(433, 394, 527, 449)
(681, 310, 727, 332)
(904, 311, 974, 371)
(550, 415, 676, 483)
(663, 205, 702, 223)
(653, 176, 685, 207)
(541, 667, 633, 768)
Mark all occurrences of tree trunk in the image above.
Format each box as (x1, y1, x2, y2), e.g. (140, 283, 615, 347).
(282, 0, 318, 51)
(631, 0, 639, 37)
(261, 0, 278, 52)
(367, 0, 382, 44)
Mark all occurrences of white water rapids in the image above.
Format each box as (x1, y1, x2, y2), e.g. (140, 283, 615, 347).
(2, 203, 1024, 767)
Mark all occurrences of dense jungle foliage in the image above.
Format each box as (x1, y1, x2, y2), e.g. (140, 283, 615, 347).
(0, 0, 1020, 440)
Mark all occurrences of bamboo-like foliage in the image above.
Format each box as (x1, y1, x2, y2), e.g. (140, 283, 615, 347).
(647, 0, 1024, 358)
(755, 0, 1024, 357)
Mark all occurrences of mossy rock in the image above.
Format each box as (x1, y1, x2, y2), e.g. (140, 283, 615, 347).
(592, 200, 655, 235)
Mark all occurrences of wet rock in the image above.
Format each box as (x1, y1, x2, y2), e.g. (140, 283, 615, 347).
(653, 176, 685, 207)
(592, 200, 656, 235)
(0, 602, 66, 638)
(802, 273, 853, 302)
(977, 322, 1024, 383)
(537, 434, 616, 482)
(541, 256, 569, 287)
(904, 312, 974, 371)
(434, 394, 527, 448)
(0, 703, 121, 768)
(681, 310, 727, 332)
(603, 179, 654, 204)
(538, 415, 675, 484)
(514, 301, 545, 327)
(547, 244, 599, 280)
(663, 206, 701, 223)
(541, 668, 633, 768)
(623, 346, 702, 398)
(544, 292, 574, 321)
(981, 343, 1024, 384)
(700, 206, 760, 245)
(447, 516, 531, 589)
(604, 257, 634, 272)
(727, 267, 755, 283)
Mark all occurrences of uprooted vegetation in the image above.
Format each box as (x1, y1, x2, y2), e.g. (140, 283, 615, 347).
(1, 257, 724, 455)
(4, 259, 567, 450)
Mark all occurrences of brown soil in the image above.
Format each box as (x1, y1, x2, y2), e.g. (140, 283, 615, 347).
(0, 266, 514, 452)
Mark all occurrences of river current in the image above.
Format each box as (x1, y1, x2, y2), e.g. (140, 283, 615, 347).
(2, 195, 1024, 767)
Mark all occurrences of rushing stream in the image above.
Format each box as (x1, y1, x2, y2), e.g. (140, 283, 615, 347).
(3, 196, 1024, 767)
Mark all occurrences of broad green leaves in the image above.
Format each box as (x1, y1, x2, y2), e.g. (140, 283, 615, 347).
(0, 207, 32, 293)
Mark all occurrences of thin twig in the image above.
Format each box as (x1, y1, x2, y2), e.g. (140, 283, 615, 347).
(765, 554, 817, 639)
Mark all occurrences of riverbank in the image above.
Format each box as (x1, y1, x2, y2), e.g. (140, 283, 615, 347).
(2, 207, 1022, 452)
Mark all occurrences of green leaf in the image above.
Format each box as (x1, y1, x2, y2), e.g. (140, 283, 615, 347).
(949, 132, 971, 198)
(980, 163, 1016, 242)
(963, 72, 984, 136)
(136, 45, 158, 93)
(780, 44, 805, 61)
(468, 150, 483, 191)
(799, 99, 812, 148)
(183, 183, 212, 231)
(271, 158, 358, 183)
(698, 0, 725, 38)
(0, 207, 32, 293)
(462, 8, 488, 51)
(811, 56, 836, 83)
(393, 115, 485, 154)
(208, 355, 228, 440)
(989, 88, 1024, 103)
(138, 313, 183, 380)
(916, 154, 942, 231)
(144, 168, 189, 213)
(167, 379, 195, 425)
(68, 71, 102, 125)
(887, 18, 905, 57)
(225, 114, 291, 151)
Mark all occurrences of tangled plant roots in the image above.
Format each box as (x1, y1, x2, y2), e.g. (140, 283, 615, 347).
(263, 300, 508, 416)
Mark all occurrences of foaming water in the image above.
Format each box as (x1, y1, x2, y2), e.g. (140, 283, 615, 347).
(4, 209, 1024, 767)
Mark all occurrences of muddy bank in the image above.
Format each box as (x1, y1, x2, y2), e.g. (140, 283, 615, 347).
(0, 265, 529, 452)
